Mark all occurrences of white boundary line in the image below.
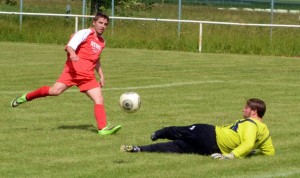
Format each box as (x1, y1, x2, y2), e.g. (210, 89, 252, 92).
(2, 80, 223, 94)
(101, 80, 224, 91)
(2, 80, 300, 95)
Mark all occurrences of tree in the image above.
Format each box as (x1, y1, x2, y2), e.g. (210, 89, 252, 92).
(90, 0, 103, 14)
(1, 0, 17, 6)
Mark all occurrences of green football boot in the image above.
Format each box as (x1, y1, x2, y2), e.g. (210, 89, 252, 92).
(11, 94, 27, 107)
(98, 125, 122, 135)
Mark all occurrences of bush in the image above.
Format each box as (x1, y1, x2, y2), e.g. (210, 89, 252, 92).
(1, 0, 17, 6)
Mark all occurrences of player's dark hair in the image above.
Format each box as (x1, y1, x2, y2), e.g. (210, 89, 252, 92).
(246, 98, 266, 118)
(93, 12, 109, 23)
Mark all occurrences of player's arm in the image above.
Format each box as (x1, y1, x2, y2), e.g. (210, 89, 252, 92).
(246, 139, 275, 157)
(231, 122, 257, 158)
(66, 29, 90, 50)
(65, 29, 91, 61)
(95, 60, 104, 87)
(258, 135, 275, 156)
(65, 46, 78, 62)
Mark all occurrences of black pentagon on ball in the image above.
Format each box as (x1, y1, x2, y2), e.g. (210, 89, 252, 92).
(122, 99, 133, 110)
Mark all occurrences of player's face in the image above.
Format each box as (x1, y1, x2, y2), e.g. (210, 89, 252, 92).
(93, 17, 108, 36)
(243, 106, 254, 118)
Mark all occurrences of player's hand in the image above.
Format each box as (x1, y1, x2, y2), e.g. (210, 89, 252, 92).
(211, 153, 235, 160)
(245, 150, 257, 158)
(70, 54, 79, 62)
(99, 78, 104, 87)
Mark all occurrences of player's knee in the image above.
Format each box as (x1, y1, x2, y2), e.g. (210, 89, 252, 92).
(94, 100, 104, 104)
(49, 88, 63, 96)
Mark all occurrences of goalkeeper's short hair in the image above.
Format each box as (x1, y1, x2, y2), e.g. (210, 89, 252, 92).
(246, 98, 266, 118)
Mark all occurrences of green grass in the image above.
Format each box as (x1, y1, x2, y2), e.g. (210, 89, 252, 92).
(1, 42, 300, 177)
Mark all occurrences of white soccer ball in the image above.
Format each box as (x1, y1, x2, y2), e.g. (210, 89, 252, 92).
(119, 92, 141, 113)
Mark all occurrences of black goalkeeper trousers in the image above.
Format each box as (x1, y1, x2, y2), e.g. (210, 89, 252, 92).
(139, 124, 221, 155)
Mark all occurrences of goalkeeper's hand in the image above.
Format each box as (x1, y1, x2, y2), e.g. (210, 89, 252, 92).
(211, 153, 235, 160)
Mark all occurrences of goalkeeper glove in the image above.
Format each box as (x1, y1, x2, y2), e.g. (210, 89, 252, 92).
(211, 153, 235, 160)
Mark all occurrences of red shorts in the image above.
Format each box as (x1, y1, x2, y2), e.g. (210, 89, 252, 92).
(57, 72, 100, 92)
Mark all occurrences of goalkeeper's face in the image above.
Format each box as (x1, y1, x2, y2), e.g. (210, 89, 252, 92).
(243, 106, 256, 119)
(93, 17, 108, 36)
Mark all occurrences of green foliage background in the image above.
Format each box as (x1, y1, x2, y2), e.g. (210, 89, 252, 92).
(1, 0, 300, 56)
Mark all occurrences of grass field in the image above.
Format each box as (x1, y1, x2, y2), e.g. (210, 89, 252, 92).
(1, 42, 300, 177)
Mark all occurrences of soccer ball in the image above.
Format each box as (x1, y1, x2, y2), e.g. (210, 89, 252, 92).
(119, 92, 141, 113)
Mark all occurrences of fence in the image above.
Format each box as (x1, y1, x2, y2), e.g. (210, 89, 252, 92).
(1, 11, 300, 52)
(2, 0, 300, 17)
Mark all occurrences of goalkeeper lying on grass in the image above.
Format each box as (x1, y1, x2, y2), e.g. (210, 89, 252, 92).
(121, 98, 275, 159)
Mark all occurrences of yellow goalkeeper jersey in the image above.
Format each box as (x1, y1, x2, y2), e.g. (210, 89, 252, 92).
(215, 118, 275, 158)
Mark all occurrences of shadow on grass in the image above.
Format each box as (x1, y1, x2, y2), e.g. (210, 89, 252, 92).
(57, 124, 97, 133)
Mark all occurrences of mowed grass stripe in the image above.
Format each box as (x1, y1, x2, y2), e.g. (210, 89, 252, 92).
(1, 42, 300, 178)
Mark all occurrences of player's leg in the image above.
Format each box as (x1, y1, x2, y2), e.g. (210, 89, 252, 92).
(11, 82, 68, 107)
(85, 87, 105, 129)
(150, 124, 220, 155)
(153, 124, 220, 155)
(85, 87, 121, 135)
(48, 82, 69, 96)
(186, 124, 221, 155)
(121, 140, 196, 153)
(150, 125, 196, 141)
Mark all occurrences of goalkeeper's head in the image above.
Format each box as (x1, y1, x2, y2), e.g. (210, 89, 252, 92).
(246, 98, 266, 118)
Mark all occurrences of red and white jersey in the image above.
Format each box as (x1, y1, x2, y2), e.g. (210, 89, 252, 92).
(63, 28, 105, 78)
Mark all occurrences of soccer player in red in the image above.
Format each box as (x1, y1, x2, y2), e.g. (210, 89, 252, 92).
(11, 13, 121, 135)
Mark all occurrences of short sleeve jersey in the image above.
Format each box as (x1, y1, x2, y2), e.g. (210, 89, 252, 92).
(215, 118, 275, 158)
(63, 28, 105, 78)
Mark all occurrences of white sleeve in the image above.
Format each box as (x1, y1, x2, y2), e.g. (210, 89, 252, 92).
(67, 29, 92, 50)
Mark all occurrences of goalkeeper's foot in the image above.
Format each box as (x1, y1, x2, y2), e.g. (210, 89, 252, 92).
(120, 145, 141, 153)
(11, 94, 27, 107)
(98, 125, 122, 135)
(151, 132, 158, 141)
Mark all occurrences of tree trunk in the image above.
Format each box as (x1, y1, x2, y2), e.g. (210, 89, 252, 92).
(90, 0, 102, 15)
